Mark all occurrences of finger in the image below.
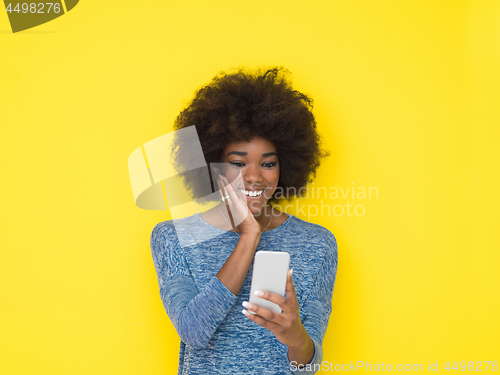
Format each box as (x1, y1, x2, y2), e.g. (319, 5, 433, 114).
(285, 269, 299, 307)
(216, 176, 232, 230)
(232, 172, 247, 203)
(218, 174, 230, 205)
(218, 174, 237, 228)
(242, 309, 281, 332)
(222, 172, 247, 203)
(221, 174, 248, 226)
(216, 174, 226, 201)
(242, 300, 285, 325)
(220, 174, 242, 205)
(253, 290, 288, 309)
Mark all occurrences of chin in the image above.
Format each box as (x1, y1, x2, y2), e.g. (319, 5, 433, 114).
(250, 208, 261, 216)
(248, 201, 266, 216)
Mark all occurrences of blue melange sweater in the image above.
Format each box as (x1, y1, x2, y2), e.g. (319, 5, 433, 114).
(150, 212, 338, 375)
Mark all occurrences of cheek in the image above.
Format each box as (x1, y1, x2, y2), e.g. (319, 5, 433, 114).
(270, 169, 280, 186)
(223, 168, 242, 183)
(267, 173, 280, 193)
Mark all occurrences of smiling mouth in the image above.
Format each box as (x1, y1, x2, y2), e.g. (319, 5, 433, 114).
(239, 188, 264, 197)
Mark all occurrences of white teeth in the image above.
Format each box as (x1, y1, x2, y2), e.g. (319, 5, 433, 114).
(239, 189, 264, 197)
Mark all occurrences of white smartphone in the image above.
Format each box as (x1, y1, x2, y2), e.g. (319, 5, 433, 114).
(248, 251, 290, 314)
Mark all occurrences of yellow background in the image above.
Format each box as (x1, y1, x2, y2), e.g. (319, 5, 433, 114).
(1, 1, 499, 373)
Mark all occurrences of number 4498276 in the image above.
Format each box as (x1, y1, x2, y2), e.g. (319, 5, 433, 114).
(5, 3, 62, 14)
(444, 361, 498, 371)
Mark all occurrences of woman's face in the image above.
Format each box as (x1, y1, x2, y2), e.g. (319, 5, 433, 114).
(220, 136, 280, 215)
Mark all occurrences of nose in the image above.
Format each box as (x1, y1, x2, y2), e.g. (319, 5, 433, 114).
(244, 164, 263, 184)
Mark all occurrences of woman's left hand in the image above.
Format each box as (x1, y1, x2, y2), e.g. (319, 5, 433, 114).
(242, 269, 308, 348)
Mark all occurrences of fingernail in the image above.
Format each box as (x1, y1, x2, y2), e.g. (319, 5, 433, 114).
(254, 290, 264, 297)
(219, 174, 222, 178)
(290, 269, 293, 276)
(242, 301, 253, 309)
(241, 309, 250, 316)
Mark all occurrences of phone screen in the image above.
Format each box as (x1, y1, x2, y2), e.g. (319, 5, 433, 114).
(248, 251, 290, 314)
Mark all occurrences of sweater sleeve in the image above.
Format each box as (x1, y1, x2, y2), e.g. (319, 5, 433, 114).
(289, 233, 338, 375)
(150, 223, 239, 349)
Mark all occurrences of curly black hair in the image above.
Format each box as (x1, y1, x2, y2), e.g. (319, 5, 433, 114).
(170, 66, 330, 205)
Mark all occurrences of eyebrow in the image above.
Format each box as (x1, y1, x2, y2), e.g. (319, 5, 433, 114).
(226, 151, 278, 157)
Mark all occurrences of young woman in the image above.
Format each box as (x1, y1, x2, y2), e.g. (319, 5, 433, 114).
(150, 67, 338, 374)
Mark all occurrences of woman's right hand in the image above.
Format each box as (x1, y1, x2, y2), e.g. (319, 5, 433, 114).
(217, 173, 261, 236)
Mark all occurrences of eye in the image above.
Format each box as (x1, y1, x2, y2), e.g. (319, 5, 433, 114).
(229, 162, 245, 168)
(262, 162, 277, 168)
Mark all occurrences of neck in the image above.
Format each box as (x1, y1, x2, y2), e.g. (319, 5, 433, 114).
(255, 204, 274, 229)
